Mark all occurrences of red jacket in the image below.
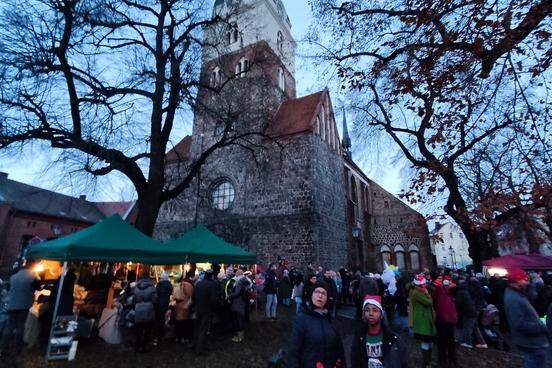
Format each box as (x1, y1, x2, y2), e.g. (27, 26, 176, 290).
(433, 286, 458, 324)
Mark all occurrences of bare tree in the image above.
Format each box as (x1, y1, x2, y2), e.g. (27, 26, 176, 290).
(310, 0, 552, 268)
(0, 0, 274, 235)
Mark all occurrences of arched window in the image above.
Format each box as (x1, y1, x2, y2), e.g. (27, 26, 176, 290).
(381, 245, 391, 266)
(409, 244, 421, 270)
(235, 57, 249, 78)
(394, 245, 406, 269)
(210, 179, 236, 210)
(211, 67, 221, 87)
(350, 176, 359, 221)
(278, 68, 285, 91)
(277, 31, 284, 52)
(227, 23, 239, 45)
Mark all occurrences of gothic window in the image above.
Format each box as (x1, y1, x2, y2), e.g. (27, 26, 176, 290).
(227, 23, 239, 45)
(210, 179, 235, 210)
(384, 200, 389, 208)
(277, 31, 284, 52)
(235, 57, 249, 78)
(381, 245, 391, 266)
(409, 244, 420, 270)
(350, 176, 359, 221)
(211, 67, 221, 87)
(278, 68, 285, 91)
(394, 245, 406, 269)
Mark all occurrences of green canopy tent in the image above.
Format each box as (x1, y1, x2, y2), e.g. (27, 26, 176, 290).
(162, 225, 256, 264)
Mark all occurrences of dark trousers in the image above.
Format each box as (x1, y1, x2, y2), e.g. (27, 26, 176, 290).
(0, 310, 28, 353)
(135, 321, 154, 352)
(193, 313, 212, 355)
(436, 321, 457, 364)
(232, 312, 245, 332)
(175, 319, 193, 341)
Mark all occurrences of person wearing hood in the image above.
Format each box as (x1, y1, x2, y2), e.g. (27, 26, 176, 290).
(409, 274, 436, 368)
(351, 295, 409, 368)
(288, 280, 346, 368)
(504, 268, 549, 368)
(132, 270, 158, 353)
(153, 272, 173, 346)
(229, 270, 251, 343)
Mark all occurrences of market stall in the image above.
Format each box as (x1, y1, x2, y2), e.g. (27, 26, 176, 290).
(483, 254, 552, 276)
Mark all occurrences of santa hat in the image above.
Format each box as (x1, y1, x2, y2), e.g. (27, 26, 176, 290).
(362, 295, 383, 314)
(508, 268, 528, 283)
(413, 273, 427, 286)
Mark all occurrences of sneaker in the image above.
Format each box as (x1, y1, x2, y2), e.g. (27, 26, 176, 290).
(152, 339, 159, 347)
(475, 344, 488, 349)
(460, 343, 473, 349)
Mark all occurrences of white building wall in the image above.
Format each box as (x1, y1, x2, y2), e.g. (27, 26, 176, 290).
(206, 0, 296, 76)
(431, 222, 473, 268)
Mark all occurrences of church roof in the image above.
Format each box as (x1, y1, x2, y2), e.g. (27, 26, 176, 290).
(266, 90, 326, 137)
(166, 135, 192, 163)
(95, 201, 135, 220)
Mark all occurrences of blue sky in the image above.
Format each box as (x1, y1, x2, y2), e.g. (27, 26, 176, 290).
(0, 0, 404, 202)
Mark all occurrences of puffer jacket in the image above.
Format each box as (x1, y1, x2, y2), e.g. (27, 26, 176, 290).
(288, 303, 346, 368)
(133, 277, 158, 323)
(230, 276, 251, 315)
(351, 321, 409, 368)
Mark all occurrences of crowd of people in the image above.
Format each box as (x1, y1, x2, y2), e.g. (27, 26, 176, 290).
(1, 258, 552, 368)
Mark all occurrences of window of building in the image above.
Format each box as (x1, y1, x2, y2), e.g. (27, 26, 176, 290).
(278, 68, 285, 91)
(409, 244, 421, 270)
(277, 31, 284, 52)
(384, 200, 389, 208)
(227, 23, 239, 45)
(381, 245, 391, 266)
(350, 176, 359, 221)
(235, 57, 249, 78)
(394, 245, 406, 269)
(211, 67, 221, 87)
(210, 179, 235, 210)
(388, 218, 391, 224)
(450, 232, 453, 239)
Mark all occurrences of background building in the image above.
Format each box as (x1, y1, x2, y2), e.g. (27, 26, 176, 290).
(430, 222, 472, 269)
(156, 0, 432, 272)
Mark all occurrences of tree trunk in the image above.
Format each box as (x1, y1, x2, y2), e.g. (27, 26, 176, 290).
(134, 190, 164, 237)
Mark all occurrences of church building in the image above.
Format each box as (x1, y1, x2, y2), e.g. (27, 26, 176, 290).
(155, 0, 432, 272)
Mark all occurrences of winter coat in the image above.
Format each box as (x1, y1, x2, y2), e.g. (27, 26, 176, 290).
(288, 303, 346, 368)
(230, 276, 250, 315)
(409, 287, 436, 337)
(279, 276, 293, 299)
(133, 277, 158, 323)
(5, 268, 40, 311)
(350, 321, 409, 368)
(174, 279, 193, 321)
(192, 278, 218, 316)
(49, 270, 76, 317)
(292, 283, 304, 300)
(264, 271, 279, 294)
(433, 286, 458, 325)
(504, 287, 549, 350)
(468, 281, 486, 312)
(455, 284, 478, 318)
(323, 277, 338, 304)
(156, 280, 173, 315)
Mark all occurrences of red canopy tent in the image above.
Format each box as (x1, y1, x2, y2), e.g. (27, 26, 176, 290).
(483, 254, 552, 270)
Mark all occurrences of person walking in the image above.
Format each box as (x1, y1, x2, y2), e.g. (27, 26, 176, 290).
(279, 269, 293, 307)
(433, 276, 458, 366)
(173, 272, 194, 343)
(409, 274, 436, 368)
(264, 263, 279, 320)
(504, 268, 549, 368)
(192, 269, 218, 355)
(288, 281, 346, 368)
(153, 272, 172, 346)
(351, 295, 408, 368)
(132, 271, 158, 353)
(0, 261, 41, 357)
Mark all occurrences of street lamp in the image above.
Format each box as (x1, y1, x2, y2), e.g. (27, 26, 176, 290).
(449, 245, 456, 269)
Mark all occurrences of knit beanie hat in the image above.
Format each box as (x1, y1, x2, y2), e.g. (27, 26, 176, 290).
(362, 295, 383, 314)
(413, 273, 427, 286)
(507, 268, 528, 283)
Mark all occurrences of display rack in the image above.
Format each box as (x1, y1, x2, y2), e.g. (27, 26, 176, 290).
(47, 314, 78, 361)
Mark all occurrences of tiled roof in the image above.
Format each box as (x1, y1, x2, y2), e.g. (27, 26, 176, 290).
(166, 135, 192, 163)
(95, 201, 135, 219)
(266, 90, 327, 137)
(0, 176, 106, 223)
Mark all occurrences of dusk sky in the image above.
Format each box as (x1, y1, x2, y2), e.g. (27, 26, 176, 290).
(0, 1, 404, 203)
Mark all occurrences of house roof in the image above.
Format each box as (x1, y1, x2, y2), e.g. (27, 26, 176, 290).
(0, 176, 106, 223)
(95, 201, 135, 219)
(266, 90, 327, 137)
(166, 135, 192, 163)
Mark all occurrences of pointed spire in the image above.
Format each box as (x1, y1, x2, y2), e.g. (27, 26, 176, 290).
(341, 106, 351, 157)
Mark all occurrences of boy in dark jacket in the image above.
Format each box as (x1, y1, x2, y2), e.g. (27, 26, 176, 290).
(351, 295, 408, 368)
